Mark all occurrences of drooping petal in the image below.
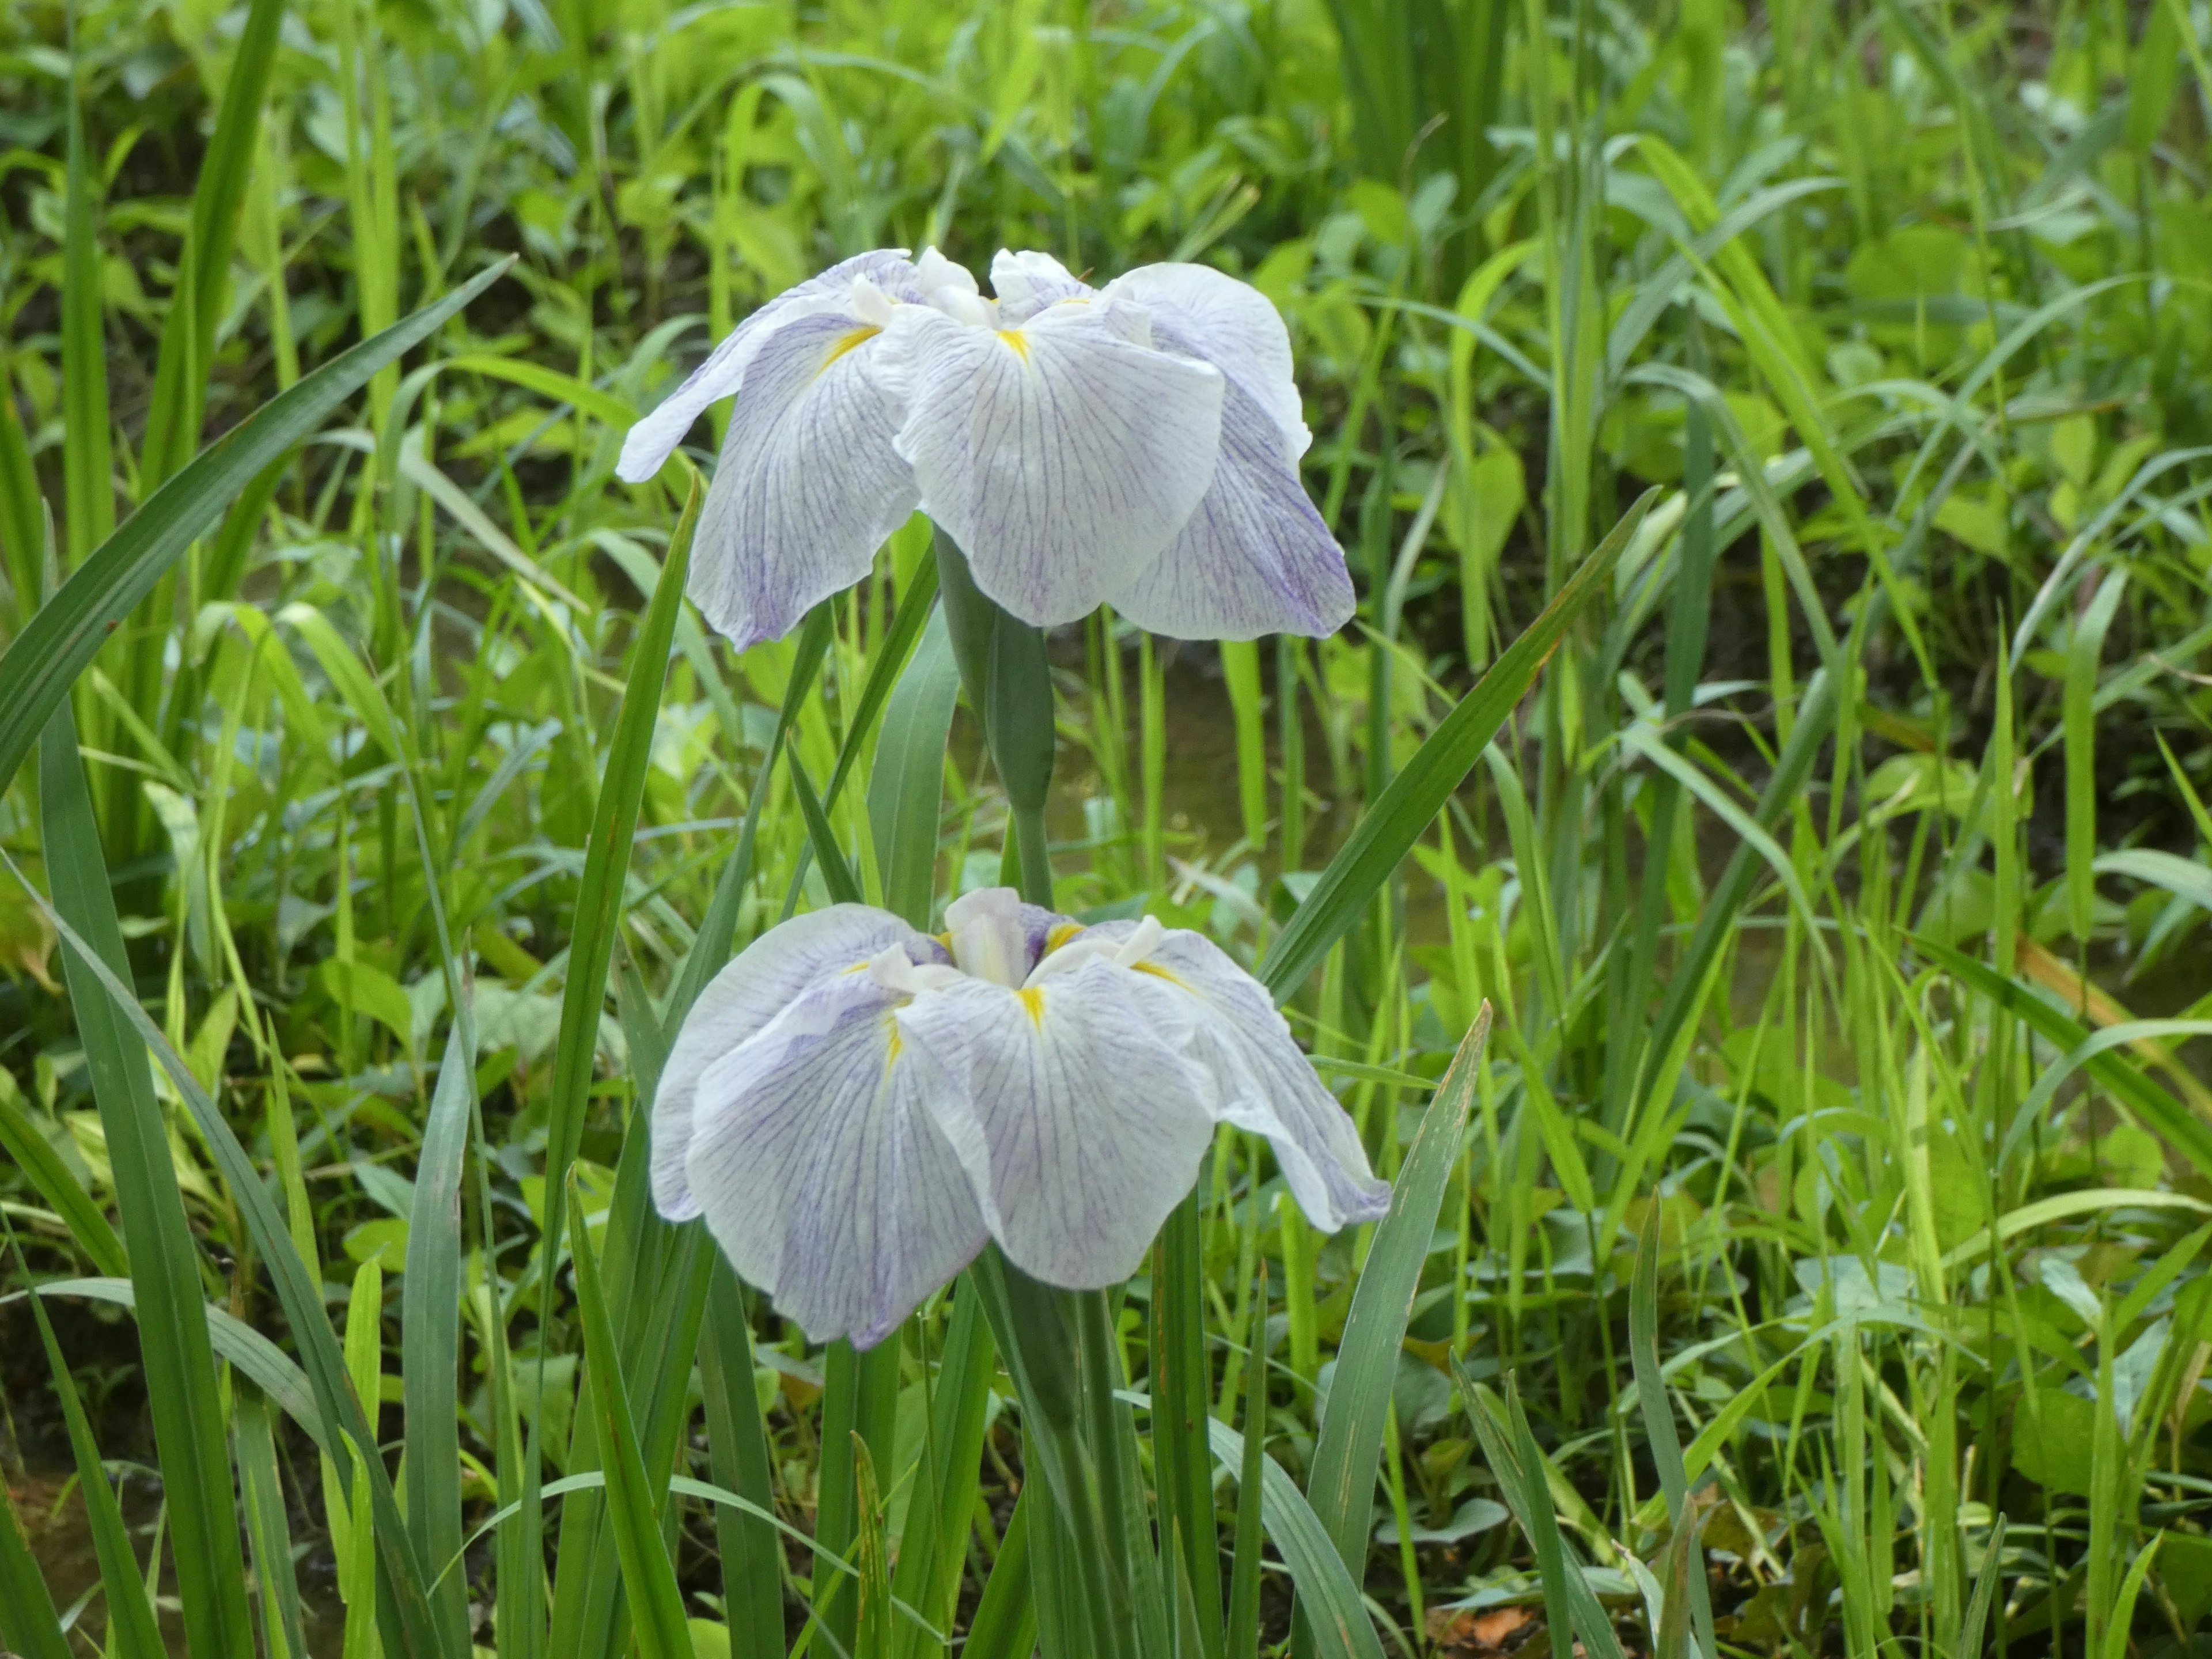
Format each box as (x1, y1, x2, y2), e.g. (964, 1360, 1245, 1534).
(688, 312, 921, 650)
(991, 249, 1093, 323)
(684, 967, 986, 1347)
(617, 249, 920, 483)
(878, 297, 1226, 627)
(1089, 922, 1390, 1229)
(654, 905, 930, 1220)
(1104, 372, 1355, 640)
(896, 959, 1217, 1287)
(1103, 262, 1309, 456)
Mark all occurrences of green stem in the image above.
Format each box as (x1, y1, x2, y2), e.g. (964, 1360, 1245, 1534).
(1012, 798, 1054, 908)
(938, 523, 1153, 1658)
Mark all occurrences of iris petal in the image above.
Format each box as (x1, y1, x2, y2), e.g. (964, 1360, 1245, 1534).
(878, 297, 1225, 627)
(897, 958, 1217, 1287)
(654, 904, 926, 1220)
(1082, 922, 1390, 1229)
(990, 248, 1092, 323)
(616, 248, 920, 483)
(1105, 370, 1355, 640)
(685, 966, 986, 1347)
(688, 312, 921, 650)
(1103, 263, 1310, 457)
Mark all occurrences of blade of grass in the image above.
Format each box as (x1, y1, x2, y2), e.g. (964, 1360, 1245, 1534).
(6, 859, 449, 1659)
(1305, 1003, 1491, 1596)
(1201, 1414, 1388, 1659)
(60, 22, 114, 570)
(137, 0, 286, 489)
(889, 1286, 998, 1659)
(1630, 1207, 1715, 1659)
(529, 475, 700, 1620)
(700, 1258, 785, 1659)
(1152, 1195, 1225, 1659)
(404, 1008, 479, 1655)
(0, 1084, 129, 1277)
(9, 1219, 165, 1659)
(236, 1388, 311, 1659)
(1225, 1264, 1269, 1659)
(0, 256, 513, 793)
(37, 699, 256, 1659)
(1914, 938, 2212, 1182)
(1258, 496, 1654, 1001)
(0, 1472, 72, 1659)
(566, 1174, 697, 1659)
(964, 1498, 1038, 1659)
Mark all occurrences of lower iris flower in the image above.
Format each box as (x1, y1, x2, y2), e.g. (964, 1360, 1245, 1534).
(652, 888, 1390, 1347)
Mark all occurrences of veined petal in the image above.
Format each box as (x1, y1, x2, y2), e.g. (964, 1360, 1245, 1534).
(654, 904, 928, 1220)
(991, 249, 1093, 323)
(689, 312, 921, 650)
(880, 297, 1226, 627)
(1105, 373, 1354, 640)
(1103, 262, 1309, 457)
(897, 959, 1216, 1287)
(617, 248, 919, 483)
(1093, 922, 1390, 1229)
(685, 968, 986, 1347)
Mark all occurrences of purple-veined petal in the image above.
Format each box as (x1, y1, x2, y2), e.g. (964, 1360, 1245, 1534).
(1104, 369, 1354, 640)
(687, 312, 920, 650)
(896, 958, 1216, 1287)
(684, 967, 985, 1347)
(878, 297, 1225, 627)
(1103, 262, 1308, 456)
(991, 249, 1094, 323)
(616, 248, 921, 483)
(1080, 921, 1390, 1229)
(654, 904, 931, 1220)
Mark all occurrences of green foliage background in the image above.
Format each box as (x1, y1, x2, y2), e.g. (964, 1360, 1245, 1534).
(7, 0, 2212, 1654)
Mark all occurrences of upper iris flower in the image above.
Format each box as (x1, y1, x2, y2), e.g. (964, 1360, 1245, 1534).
(652, 888, 1389, 1347)
(616, 247, 1354, 648)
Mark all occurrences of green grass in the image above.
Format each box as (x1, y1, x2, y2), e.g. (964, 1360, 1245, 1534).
(9, 0, 2212, 1656)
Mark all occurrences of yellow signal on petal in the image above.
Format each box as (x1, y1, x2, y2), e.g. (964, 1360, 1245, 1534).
(1018, 986, 1046, 1025)
(997, 329, 1031, 362)
(818, 325, 882, 374)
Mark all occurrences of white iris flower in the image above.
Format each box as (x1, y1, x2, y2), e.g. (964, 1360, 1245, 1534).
(616, 247, 1354, 648)
(652, 888, 1389, 1347)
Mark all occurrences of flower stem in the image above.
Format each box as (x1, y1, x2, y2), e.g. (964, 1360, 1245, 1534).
(933, 523, 1056, 907)
(937, 524, 1150, 1653)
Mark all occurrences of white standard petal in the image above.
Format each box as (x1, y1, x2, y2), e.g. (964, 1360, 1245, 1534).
(990, 249, 1093, 323)
(654, 904, 930, 1220)
(1104, 370, 1354, 640)
(896, 959, 1217, 1288)
(617, 248, 919, 483)
(684, 968, 986, 1347)
(688, 311, 921, 650)
(1103, 262, 1309, 456)
(878, 297, 1226, 628)
(1094, 922, 1390, 1229)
